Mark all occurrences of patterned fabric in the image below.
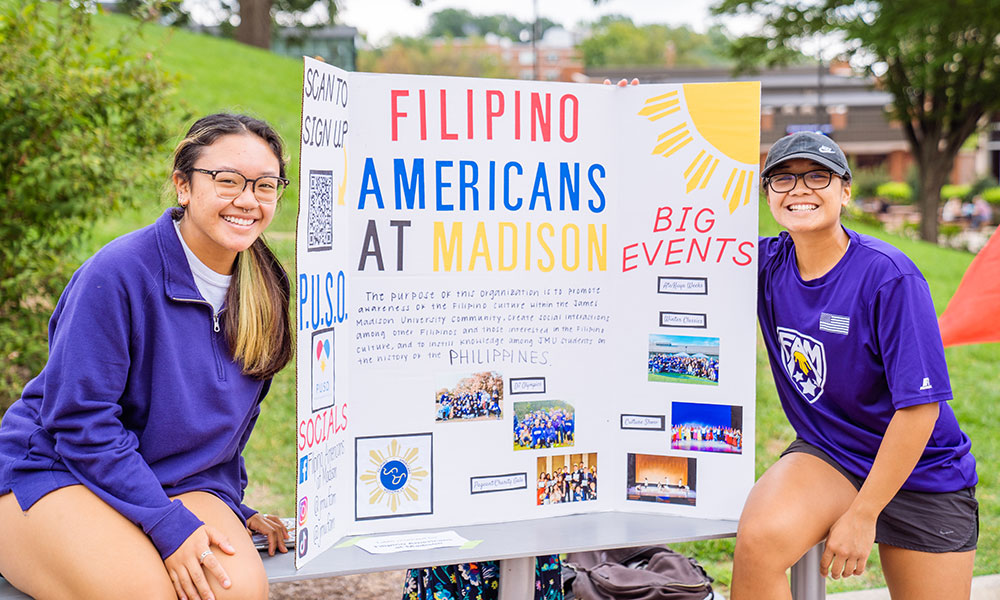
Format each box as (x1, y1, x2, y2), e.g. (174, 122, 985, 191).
(403, 555, 562, 600)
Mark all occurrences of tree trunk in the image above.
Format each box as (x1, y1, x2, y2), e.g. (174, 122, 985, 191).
(917, 167, 947, 243)
(912, 132, 957, 244)
(236, 0, 273, 49)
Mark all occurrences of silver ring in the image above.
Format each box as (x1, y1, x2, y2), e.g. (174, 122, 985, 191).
(199, 549, 214, 564)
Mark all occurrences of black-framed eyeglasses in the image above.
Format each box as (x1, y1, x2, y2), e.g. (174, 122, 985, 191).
(764, 170, 839, 193)
(192, 168, 289, 204)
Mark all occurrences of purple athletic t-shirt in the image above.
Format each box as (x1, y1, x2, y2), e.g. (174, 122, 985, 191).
(758, 228, 977, 493)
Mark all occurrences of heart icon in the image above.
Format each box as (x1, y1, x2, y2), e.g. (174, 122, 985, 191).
(323, 339, 331, 358)
(316, 340, 323, 360)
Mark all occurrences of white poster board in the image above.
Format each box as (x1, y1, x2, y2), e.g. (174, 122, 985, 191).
(294, 57, 760, 568)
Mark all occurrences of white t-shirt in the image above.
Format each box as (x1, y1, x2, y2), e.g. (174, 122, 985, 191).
(173, 219, 231, 314)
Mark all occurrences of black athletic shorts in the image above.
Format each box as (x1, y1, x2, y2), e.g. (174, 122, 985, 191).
(781, 438, 978, 553)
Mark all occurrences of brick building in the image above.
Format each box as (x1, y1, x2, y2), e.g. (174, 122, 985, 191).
(587, 64, 986, 185)
(435, 28, 585, 83)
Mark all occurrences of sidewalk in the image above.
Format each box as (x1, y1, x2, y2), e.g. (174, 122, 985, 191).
(827, 574, 1000, 599)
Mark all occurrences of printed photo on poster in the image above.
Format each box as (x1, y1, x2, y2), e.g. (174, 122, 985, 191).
(311, 327, 335, 412)
(536, 452, 597, 506)
(434, 371, 503, 422)
(626, 453, 697, 506)
(648, 334, 720, 386)
(356, 433, 433, 520)
(671, 401, 743, 454)
(514, 400, 575, 450)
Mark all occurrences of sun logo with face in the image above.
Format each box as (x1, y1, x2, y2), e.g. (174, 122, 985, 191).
(638, 83, 761, 214)
(359, 439, 429, 513)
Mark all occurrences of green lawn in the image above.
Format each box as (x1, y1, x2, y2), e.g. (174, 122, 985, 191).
(647, 372, 719, 385)
(78, 13, 1000, 593)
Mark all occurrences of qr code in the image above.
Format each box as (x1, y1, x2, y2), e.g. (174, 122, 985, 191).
(307, 170, 334, 252)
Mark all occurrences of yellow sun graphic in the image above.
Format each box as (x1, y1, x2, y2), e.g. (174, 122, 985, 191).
(359, 439, 429, 513)
(639, 82, 761, 214)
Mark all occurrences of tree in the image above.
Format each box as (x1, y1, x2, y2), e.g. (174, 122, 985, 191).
(713, 0, 1000, 243)
(358, 36, 514, 79)
(427, 8, 558, 42)
(580, 16, 732, 68)
(122, 0, 339, 49)
(0, 1, 179, 411)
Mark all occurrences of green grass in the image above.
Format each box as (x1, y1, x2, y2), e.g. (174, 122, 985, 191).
(80, 14, 1000, 592)
(647, 373, 718, 385)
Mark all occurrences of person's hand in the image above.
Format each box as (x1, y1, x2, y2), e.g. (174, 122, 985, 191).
(247, 512, 290, 556)
(164, 525, 235, 600)
(820, 509, 877, 579)
(602, 78, 640, 87)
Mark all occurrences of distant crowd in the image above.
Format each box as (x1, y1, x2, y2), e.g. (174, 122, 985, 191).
(436, 390, 500, 420)
(648, 353, 719, 382)
(537, 463, 596, 505)
(672, 424, 741, 451)
(514, 407, 574, 449)
(435, 371, 504, 421)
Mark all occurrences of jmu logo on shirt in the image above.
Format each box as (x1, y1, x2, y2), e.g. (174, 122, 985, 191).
(777, 327, 827, 403)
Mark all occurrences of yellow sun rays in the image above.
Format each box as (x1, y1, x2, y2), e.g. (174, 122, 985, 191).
(337, 145, 347, 205)
(638, 83, 760, 214)
(651, 122, 693, 158)
(637, 91, 682, 121)
(359, 439, 429, 513)
(683, 150, 720, 194)
(723, 168, 756, 214)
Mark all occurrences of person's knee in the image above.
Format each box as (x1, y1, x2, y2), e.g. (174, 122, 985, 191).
(214, 554, 269, 600)
(735, 511, 801, 570)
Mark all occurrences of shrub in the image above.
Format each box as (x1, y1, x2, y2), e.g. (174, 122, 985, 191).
(0, 1, 179, 412)
(875, 181, 913, 204)
(982, 187, 1000, 205)
(848, 163, 889, 201)
(969, 175, 998, 198)
(940, 184, 972, 202)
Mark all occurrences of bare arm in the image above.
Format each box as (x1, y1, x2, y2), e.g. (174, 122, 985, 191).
(821, 401, 940, 579)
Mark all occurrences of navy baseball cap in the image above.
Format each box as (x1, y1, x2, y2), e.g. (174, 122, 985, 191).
(762, 131, 851, 180)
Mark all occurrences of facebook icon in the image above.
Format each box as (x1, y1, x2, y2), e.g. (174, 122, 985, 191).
(299, 455, 309, 483)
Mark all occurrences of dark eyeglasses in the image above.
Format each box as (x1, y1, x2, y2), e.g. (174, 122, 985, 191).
(764, 170, 839, 193)
(192, 168, 289, 204)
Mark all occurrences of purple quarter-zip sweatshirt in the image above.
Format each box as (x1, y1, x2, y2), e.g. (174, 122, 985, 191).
(0, 209, 271, 559)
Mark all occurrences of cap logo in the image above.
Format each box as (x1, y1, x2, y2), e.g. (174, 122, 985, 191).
(818, 145, 836, 154)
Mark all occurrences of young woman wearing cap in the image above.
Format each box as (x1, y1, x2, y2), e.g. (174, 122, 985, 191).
(0, 114, 292, 600)
(731, 132, 978, 599)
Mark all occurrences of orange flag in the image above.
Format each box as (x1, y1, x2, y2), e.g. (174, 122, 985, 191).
(939, 224, 1000, 347)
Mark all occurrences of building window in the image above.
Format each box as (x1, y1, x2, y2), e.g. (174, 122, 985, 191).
(781, 104, 796, 115)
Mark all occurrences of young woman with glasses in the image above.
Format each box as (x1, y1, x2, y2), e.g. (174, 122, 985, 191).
(0, 113, 293, 600)
(733, 132, 978, 599)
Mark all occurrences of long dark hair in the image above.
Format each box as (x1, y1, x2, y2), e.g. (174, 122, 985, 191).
(171, 113, 292, 379)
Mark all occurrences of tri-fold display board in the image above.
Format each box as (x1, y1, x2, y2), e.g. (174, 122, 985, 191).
(293, 56, 760, 568)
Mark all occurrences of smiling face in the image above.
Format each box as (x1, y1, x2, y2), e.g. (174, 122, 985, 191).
(173, 133, 280, 274)
(765, 158, 851, 240)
